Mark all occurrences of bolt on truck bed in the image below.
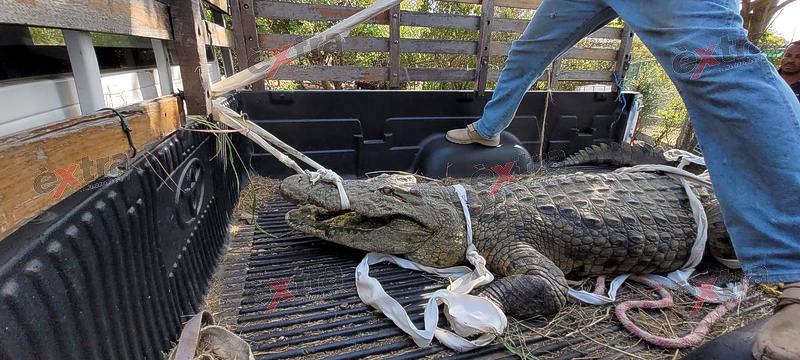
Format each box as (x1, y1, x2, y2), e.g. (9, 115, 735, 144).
(0, 90, 773, 359)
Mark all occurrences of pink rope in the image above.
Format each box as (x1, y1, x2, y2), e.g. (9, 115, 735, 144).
(614, 275, 749, 348)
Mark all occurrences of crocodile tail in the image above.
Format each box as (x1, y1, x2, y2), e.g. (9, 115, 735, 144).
(550, 143, 669, 168)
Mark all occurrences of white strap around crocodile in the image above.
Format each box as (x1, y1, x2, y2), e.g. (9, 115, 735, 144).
(354, 185, 507, 352)
(567, 149, 745, 305)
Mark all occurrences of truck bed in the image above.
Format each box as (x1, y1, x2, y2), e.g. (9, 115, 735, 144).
(203, 179, 775, 360)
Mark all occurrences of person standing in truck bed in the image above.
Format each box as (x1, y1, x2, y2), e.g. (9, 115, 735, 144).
(445, 1, 800, 359)
(780, 41, 800, 103)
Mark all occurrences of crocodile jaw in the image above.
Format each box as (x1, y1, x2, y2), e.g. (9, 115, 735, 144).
(286, 204, 432, 255)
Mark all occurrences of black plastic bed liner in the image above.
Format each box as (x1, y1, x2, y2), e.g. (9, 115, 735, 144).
(208, 198, 774, 360)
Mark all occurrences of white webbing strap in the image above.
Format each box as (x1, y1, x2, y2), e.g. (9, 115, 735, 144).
(354, 185, 507, 352)
(568, 150, 745, 304)
(307, 168, 350, 210)
(212, 100, 351, 210)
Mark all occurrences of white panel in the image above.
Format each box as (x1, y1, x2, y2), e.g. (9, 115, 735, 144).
(0, 60, 222, 137)
(63, 30, 106, 113)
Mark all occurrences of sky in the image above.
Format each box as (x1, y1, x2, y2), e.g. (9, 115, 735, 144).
(770, 2, 800, 42)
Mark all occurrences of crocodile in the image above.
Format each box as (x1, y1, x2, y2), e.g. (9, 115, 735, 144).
(279, 145, 733, 317)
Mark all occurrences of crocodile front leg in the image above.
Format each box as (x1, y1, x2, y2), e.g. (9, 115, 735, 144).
(476, 243, 568, 317)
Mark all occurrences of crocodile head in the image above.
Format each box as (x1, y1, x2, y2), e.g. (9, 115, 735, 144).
(280, 174, 468, 267)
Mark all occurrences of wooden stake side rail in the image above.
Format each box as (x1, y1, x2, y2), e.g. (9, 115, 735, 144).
(253, 0, 623, 39)
(268, 64, 613, 83)
(444, 0, 544, 10)
(0, 0, 172, 40)
(258, 33, 618, 60)
(0, 96, 184, 242)
(241, 0, 630, 87)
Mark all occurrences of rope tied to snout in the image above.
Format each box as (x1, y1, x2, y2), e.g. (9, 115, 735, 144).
(308, 168, 350, 210)
(212, 99, 350, 210)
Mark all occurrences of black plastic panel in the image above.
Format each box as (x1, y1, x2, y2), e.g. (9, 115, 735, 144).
(0, 124, 250, 359)
(231, 90, 633, 178)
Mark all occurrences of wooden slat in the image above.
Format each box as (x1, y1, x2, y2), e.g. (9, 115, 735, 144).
(205, 20, 234, 48)
(489, 43, 618, 60)
(443, 0, 544, 10)
(205, 0, 230, 14)
(254, 1, 470, 28)
(260, 33, 472, 53)
(270, 65, 474, 82)
(0, 0, 171, 40)
(0, 96, 184, 242)
(388, 5, 401, 88)
(474, 0, 495, 95)
(259, 33, 618, 60)
(230, 0, 266, 90)
(613, 24, 634, 91)
(555, 70, 615, 82)
(270, 65, 613, 83)
(172, 0, 213, 114)
(254, 1, 621, 39)
(492, 18, 622, 39)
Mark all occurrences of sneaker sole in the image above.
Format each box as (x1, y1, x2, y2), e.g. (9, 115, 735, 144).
(445, 135, 500, 147)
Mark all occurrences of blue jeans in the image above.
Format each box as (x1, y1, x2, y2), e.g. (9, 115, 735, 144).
(476, 0, 800, 283)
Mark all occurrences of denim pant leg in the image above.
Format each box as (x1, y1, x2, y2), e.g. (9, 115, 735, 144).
(607, 0, 800, 283)
(474, 0, 617, 138)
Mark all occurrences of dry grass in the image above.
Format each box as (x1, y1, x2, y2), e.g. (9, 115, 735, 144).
(204, 176, 282, 320)
(499, 269, 778, 359)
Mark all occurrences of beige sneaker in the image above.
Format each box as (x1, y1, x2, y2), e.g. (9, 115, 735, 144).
(753, 283, 800, 360)
(445, 122, 500, 147)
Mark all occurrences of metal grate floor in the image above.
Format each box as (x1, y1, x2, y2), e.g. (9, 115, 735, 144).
(207, 198, 773, 360)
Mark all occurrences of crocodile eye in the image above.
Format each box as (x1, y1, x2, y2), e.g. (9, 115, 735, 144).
(380, 187, 394, 195)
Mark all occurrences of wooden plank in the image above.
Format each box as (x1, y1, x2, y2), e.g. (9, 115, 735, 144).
(389, 5, 401, 88)
(493, 18, 623, 39)
(443, 0, 543, 9)
(0, 0, 171, 40)
(549, 57, 562, 89)
(474, 0, 495, 96)
(272, 65, 388, 82)
(172, 0, 213, 115)
(269, 65, 610, 83)
(205, 0, 230, 14)
(485, 69, 610, 82)
(254, 1, 620, 38)
(613, 24, 634, 91)
(0, 96, 184, 242)
(557, 70, 615, 82)
(260, 33, 475, 54)
(254, 1, 475, 29)
(489, 43, 618, 60)
(260, 34, 617, 61)
(270, 65, 473, 82)
(63, 30, 105, 114)
(205, 20, 234, 48)
(230, 0, 266, 90)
